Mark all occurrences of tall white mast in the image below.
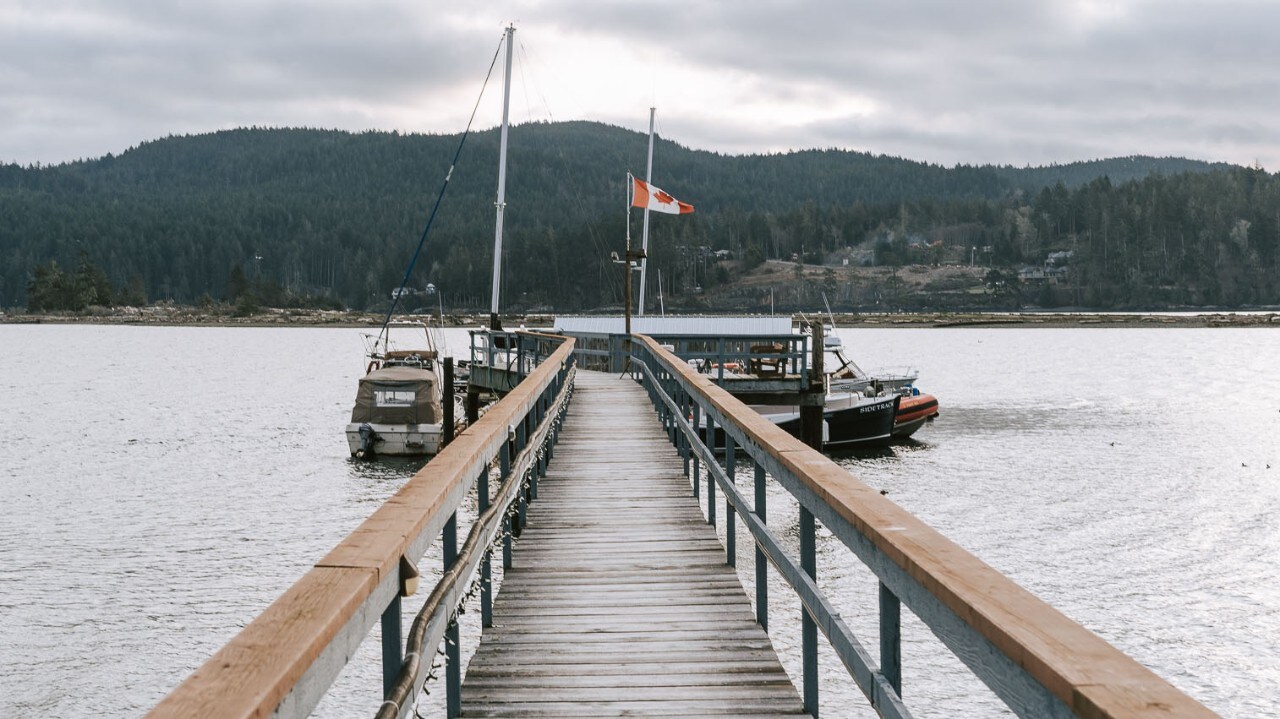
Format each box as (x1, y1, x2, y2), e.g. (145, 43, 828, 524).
(637, 107, 656, 315)
(489, 25, 515, 330)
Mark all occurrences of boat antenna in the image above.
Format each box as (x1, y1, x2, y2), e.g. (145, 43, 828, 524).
(376, 32, 506, 354)
(822, 292, 837, 328)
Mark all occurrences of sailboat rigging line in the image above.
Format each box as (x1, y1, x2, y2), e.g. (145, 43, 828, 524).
(376, 32, 507, 353)
(518, 40, 555, 122)
(513, 39, 619, 305)
(516, 42, 534, 125)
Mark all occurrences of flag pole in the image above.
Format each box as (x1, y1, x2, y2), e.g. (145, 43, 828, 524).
(638, 107, 655, 316)
(625, 173, 633, 338)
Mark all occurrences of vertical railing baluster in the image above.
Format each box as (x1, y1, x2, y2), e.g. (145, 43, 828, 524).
(679, 388, 690, 477)
(706, 413, 716, 528)
(380, 595, 402, 700)
(754, 460, 768, 630)
(691, 402, 701, 499)
(725, 433, 736, 567)
(670, 379, 679, 442)
(502, 432, 513, 570)
(516, 417, 528, 534)
(549, 368, 563, 459)
(533, 389, 546, 496)
(801, 505, 818, 717)
(443, 512, 460, 719)
(478, 468, 492, 628)
(880, 582, 902, 696)
(525, 405, 539, 500)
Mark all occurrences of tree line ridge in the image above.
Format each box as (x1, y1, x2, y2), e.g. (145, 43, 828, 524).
(1, 122, 1270, 312)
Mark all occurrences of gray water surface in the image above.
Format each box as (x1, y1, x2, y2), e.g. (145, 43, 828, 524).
(1, 325, 1276, 717)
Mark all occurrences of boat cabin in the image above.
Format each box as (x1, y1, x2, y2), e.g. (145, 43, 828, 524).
(350, 365, 442, 426)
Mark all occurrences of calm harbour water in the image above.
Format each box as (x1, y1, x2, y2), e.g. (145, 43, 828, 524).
(1, 324, 1277, 717)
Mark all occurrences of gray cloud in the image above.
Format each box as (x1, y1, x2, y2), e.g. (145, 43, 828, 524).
(542, 0, 1280, 166)
(2, 0, 1278, 168)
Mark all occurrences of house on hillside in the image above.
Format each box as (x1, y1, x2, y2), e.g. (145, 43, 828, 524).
(1020, 250, 1074, 284)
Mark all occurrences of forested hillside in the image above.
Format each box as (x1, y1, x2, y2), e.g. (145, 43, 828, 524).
(2, 122, 1273, 311)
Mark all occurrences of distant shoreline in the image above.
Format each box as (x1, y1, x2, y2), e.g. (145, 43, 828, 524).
(4, 307, 1279, 329)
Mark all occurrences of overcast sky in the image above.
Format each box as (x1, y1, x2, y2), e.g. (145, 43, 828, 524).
(2, 0, 1277, 169)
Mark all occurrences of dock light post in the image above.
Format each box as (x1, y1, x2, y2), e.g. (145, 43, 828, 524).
(612, 248, 646, 372)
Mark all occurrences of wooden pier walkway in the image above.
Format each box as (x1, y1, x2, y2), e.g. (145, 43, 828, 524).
(461, 370, 806, 717)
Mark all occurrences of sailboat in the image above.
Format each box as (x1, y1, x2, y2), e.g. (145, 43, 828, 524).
(465, 24, 524, 397)
(347, 25, 520, 455)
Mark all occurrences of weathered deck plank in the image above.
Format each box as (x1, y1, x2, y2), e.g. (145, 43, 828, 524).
(461, 370, 806, 718)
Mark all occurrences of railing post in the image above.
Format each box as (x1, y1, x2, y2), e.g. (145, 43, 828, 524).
(880, 582, 902, 696)
(502, 434, 513, 570)
(546, 372, 559, 464)
(706, 414, 716, 527)
(443, 511, 460, 719)
(515, 418, 528, 534)
(725, 433, 736, 568)
(667, 374, 678, 446)
(537, 388, 548, 479)
(523, 408, 537, 501)
(380, 595, 402, 700)
(691, 402, 701, 499)
(754, 460, 767, 630)
(478, 469, 492, 628)
(681, 388, 691, 474)
(801, 505, 818, 718)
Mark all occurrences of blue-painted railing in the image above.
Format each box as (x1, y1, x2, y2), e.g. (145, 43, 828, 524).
(629, 333, 1216, 719)
(148, 333, 576, 719)
(467, 329, 565, 393)
(561, 330, 809, 383)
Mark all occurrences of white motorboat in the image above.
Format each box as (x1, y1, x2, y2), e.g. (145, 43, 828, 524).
(346, 323, 446, 459)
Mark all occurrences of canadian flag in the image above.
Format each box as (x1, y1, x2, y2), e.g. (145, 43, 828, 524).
(631, 175, 694, 215)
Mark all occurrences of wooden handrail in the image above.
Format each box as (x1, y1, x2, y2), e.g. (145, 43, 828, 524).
(633, 333, 1216, 718)
(147, 336, 576, 719)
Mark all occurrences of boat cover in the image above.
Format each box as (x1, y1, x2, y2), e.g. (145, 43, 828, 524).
(350, 365, 442, 424)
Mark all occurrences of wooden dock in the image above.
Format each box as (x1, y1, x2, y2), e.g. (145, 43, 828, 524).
(461, 370, 806, 717)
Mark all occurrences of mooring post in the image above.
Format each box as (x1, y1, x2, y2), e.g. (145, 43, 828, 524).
(516, 333, 526, 384)
(442, 357, 455, 447)
(800, 322, 825, 450)
(465, 388, 480, 426)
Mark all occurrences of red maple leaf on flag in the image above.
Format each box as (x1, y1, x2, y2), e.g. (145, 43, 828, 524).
(655, 190, 675, 204)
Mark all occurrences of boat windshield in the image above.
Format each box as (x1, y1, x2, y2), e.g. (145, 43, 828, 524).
(361, 321, 443, 363)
